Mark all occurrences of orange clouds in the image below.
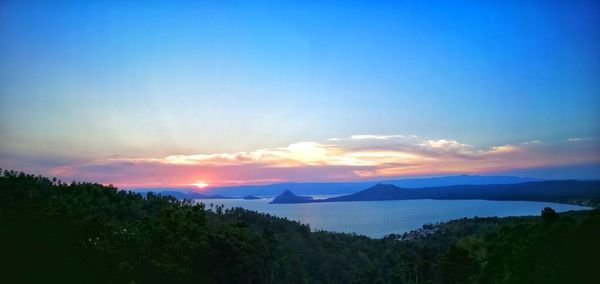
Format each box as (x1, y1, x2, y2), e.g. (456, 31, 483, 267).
(39, 135, 600, 188)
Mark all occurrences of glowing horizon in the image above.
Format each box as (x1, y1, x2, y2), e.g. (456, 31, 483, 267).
(5, 134, 594, 189)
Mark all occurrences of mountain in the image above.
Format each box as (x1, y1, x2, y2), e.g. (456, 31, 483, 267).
(326, 183, 404, 201)
(141, 190, 237, 200)
(270, 190, 314, 204)
(383, 175, 540, 187)
(271, 180, 600, 206)
(204, 182, 371, 197)
(201, 175, 540, 196)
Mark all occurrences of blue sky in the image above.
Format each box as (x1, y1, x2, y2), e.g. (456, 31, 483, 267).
(0, 0, 598, 187)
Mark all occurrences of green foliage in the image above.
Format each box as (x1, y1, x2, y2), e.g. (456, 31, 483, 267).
(1, 170, 598, 283)
(439, 245, 479, 284)
(480, 209, 599, 284)
(0, 171, 407, 283)
(541, 207, 559, 225)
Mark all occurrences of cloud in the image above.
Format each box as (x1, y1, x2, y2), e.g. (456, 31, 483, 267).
(487, 145, 520, 154)
(5, 134, 599, 188)
(567, 137, 597, 142)
(349, 134, 408, 140)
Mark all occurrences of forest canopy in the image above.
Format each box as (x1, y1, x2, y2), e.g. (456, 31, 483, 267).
(1, 170, 598, 283)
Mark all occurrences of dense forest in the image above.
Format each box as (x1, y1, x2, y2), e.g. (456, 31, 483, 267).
(1, 170, 598, 283)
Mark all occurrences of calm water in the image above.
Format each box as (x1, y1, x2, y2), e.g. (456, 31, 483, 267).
(195, 198, 590, 238)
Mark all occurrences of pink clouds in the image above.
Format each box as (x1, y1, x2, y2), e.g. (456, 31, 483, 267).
(25, 135, 600, 188)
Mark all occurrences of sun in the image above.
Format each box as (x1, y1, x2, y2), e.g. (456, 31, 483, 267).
(190, 181, 209, 189)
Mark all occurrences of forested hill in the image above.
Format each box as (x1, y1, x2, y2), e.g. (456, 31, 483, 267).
(1, 170, 598, 283)
(272, 180, 600, 206)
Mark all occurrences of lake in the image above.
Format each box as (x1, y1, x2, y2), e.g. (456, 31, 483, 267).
(194, 198, 591, 238)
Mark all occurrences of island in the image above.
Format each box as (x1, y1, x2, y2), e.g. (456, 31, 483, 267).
(270, 190, 314, 203)
(243, 195, 262, 200)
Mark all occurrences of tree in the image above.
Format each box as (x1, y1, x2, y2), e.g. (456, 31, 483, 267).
(439, 245, 479, 284)
(542, 207, 559, 225)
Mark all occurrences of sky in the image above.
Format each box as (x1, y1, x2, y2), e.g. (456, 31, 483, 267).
(0, 0, 599, 189)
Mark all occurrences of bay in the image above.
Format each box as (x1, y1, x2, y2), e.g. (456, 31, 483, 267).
(195, 198, 590, 238)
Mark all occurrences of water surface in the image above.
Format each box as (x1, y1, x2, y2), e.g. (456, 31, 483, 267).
(195, 198, 590, 238)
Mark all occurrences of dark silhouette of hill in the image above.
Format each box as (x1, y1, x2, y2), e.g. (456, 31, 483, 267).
(270, 190, 313, 203)
(242, 195, 261, 200)
(272, 180, 600, 206)
(140, 190, 237, 200)
(199, 175, 539, 196)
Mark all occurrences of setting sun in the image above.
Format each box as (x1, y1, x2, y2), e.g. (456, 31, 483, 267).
(190, 181, 209, 188)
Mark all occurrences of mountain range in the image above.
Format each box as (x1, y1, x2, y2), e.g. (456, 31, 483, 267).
(137, 190, 237, 200)
(200, 175, 540, 197)
(271, 180, 600, 206)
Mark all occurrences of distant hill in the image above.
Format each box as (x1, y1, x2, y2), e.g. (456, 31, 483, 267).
(243, 195, 262, 200)
(270, 190, 314, 203)
(201, 175, 539, 196)
(271, 180, 600, 206)
(138, 190, 237, 200)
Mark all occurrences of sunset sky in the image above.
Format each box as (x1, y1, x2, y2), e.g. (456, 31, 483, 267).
(1, 0, 599, 188)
